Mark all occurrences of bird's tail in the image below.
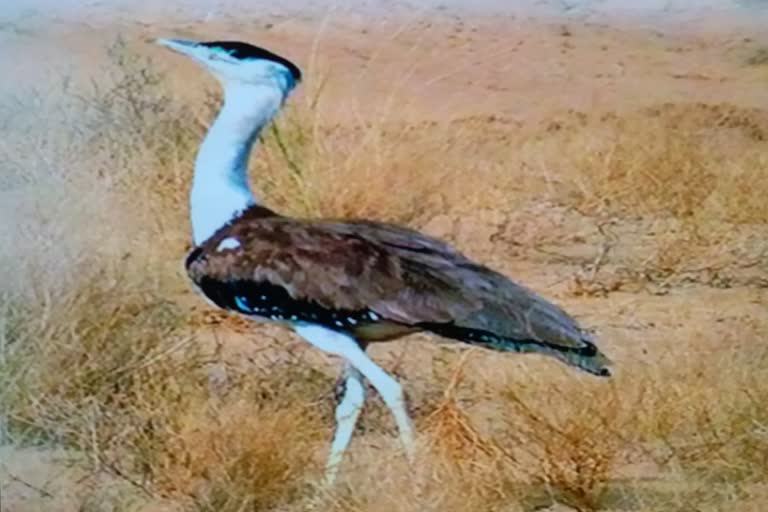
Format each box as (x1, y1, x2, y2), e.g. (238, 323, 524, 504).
(532, 336, 613, 377)
(419, 322, 612, 377)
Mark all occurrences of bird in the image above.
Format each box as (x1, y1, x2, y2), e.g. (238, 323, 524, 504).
(156, 37, 612, 485)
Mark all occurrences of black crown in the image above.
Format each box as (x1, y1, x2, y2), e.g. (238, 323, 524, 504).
(200, 41, 302, 82)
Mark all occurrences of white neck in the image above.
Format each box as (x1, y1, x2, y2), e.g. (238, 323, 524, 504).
(190, 82, 284, 244)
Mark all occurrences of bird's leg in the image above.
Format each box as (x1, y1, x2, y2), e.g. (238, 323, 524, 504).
(324, 362, 366, 485)
(294, 324, 416, 471)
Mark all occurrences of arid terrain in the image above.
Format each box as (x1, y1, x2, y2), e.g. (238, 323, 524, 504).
(0, 5, 767, 512)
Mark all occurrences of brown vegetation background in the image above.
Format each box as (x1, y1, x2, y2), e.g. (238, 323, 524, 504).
(0, 10, 766, 512)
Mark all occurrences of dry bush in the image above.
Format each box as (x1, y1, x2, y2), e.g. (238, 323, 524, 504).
(526, 102, 768, 294)
(0, 36, 208, 289)
(0, 267, 194, 466)
(321, 448, 519, 512)
(155, 399, 323, 511)
(498, 372, 633, 511)
(75, 37, 214, 247)
(653, 343, 768, 485)
(422, 351, 504, 465)
(254, 108, 518, 224)
(486, 318, 767, 511)
(521, 103, 768, 224)
(614, 334, 768, 511)
(0, 264, 327, 508)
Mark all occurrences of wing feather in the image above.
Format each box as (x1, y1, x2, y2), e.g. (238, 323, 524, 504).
(186, 212, 591, 351)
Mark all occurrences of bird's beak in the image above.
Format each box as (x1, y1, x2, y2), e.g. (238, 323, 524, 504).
(155, 38, 201, 58)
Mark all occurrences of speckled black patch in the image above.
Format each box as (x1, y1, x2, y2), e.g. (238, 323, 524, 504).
(418, 322, 598, 357)
(418, 321, 609, 377)
(200, 41, 302, 82)
(197, 276, 380, 331)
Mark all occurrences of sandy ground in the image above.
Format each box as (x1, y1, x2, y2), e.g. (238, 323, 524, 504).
(1, 3, 767, 510)
(2, 6, 767, 114)
(3, 0, 768, 23)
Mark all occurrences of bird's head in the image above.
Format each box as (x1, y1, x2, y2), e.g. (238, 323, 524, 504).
(156, 38, 301, 96)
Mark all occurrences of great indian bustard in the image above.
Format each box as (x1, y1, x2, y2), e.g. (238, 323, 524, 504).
(157, 38, 612, 484)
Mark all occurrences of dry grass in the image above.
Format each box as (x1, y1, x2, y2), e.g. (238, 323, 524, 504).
(1, 19, 767, 512)
(499, 378, 630, 510)
(422, 351, 504, 464)
(155, 401, 322, 510)
(521, 103, 768, 223)
(255, 106, 511, 224)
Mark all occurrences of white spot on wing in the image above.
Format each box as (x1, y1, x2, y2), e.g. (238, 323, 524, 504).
(368, 312, 379, 321)
(216, 237, 241, 251)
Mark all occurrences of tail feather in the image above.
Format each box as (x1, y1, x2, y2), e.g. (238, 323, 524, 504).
(419, 322, 612, 377)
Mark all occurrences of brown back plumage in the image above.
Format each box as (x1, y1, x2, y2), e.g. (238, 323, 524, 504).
(186, 206, 611, 376)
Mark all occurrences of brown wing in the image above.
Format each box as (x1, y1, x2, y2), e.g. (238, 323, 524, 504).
(187, 214, 477, 323)
(186, 208, 594, 353)
(327, 219, 595, 350)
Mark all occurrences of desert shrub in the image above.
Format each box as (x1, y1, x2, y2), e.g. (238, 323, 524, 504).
(521, 103, 768, 224)
(497, 374, 631, 511)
